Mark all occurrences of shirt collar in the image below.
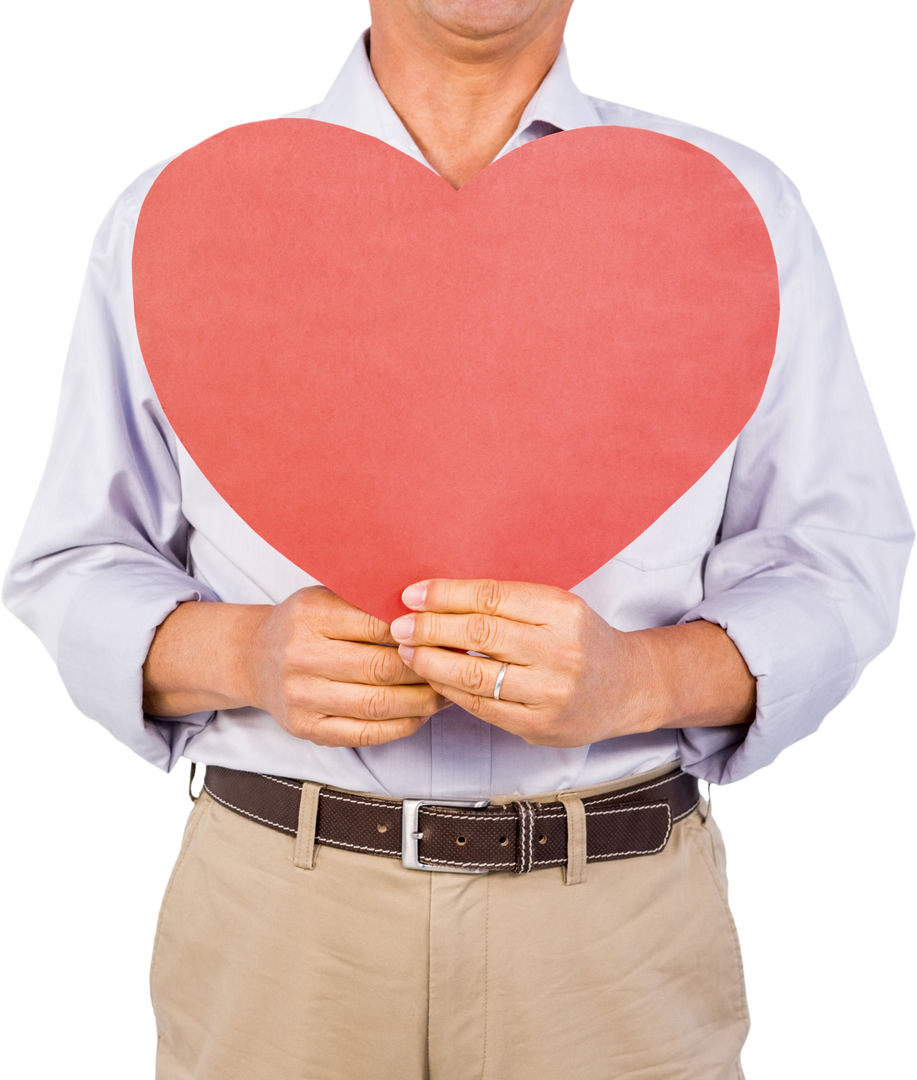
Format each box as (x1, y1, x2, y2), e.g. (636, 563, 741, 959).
(303, 31, 602, 173)
(501, 42, 602, 151)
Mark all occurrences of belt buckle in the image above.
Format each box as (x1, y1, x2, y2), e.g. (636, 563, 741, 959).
(401, 799, 490, 874)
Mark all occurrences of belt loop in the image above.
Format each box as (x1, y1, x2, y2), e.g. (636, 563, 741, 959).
(293, 781, 323, 870)
(512, 801, 535, 874)
(184, 764, 204, 807)
(558, 792, 587, 886)
(699, 780, 713, 823)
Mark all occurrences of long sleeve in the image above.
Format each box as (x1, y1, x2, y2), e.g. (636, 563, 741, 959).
(2, 172, 219, 770)
(677, 199, 913, 783)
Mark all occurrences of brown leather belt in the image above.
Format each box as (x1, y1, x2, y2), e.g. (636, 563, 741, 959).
(204, 765, 699, 874)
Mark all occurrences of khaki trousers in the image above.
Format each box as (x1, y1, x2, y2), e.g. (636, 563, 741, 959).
(152, 774, 749, 1080)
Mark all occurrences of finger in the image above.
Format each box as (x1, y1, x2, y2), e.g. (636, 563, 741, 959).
(401, 578, 570, 625)
(403, 646, 532, 705)
(312, 641, 428, 686)
(299, 677, 448, 721)
(391, 610, 537, 662)
(422, 679, 542, 739)
(297, 587, 397, 645)
(291, 714, 430, 748)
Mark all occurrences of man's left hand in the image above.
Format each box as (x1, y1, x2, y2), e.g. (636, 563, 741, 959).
(390, 578, 756, 747)
(392, 577, 651, 748)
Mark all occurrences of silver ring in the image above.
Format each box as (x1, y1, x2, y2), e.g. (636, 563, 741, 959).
(493, 663, 509, 701)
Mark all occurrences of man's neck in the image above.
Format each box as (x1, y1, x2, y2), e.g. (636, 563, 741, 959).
(367, 1, 573, 189)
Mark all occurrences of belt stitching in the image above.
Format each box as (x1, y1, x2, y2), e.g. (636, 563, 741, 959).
(319, 789, 402, 810)
(513, 801, 535, 874)
(260, 767, 685, 806)
(314, 835, 400, 857)
(419, 799, 690, 823)
(203, 784, 296, 836)
(258, 773, 302, 790)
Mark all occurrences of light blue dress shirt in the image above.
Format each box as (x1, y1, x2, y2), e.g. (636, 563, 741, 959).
(3, 35, 912, 797)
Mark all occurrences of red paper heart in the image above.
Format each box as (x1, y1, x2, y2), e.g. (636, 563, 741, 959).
(133, 120, 778, 622)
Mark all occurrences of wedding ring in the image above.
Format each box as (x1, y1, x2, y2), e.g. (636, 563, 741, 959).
(493, 663, 509, 701)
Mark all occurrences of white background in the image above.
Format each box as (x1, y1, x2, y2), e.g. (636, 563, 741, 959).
(7, 4, 907, 1075)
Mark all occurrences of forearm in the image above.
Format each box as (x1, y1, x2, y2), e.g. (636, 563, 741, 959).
(142, 601, 268, 716)
(632, 620, 756, 731)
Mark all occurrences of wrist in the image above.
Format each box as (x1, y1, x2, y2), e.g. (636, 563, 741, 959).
(217, 603, 275, 710)
(625, 621, 756, 731)
(142, 600, 273, 716)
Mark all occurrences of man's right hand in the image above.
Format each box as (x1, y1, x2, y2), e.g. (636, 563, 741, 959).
(142, 586, 447, 747)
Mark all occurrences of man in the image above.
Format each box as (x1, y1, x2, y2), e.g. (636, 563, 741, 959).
(3, 2, 911, 1080)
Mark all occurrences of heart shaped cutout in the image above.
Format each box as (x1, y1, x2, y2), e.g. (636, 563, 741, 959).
(133, 120, 778, 622)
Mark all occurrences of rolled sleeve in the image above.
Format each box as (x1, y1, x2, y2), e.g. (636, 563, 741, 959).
(677, 200, 912, 783)
(3, 163, 220, 770)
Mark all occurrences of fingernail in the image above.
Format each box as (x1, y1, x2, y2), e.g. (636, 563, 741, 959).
(402, 583, 427, 609)
(390, 614, 415, 642)
(398, 644, 415, 662)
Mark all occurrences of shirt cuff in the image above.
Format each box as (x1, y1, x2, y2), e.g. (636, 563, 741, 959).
(676, 575, 859, 783)
(57, 564, 221, 770)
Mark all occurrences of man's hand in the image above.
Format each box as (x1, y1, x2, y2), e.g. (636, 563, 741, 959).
(390, 579, 756, 747)
(142, 587, 447, 747)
